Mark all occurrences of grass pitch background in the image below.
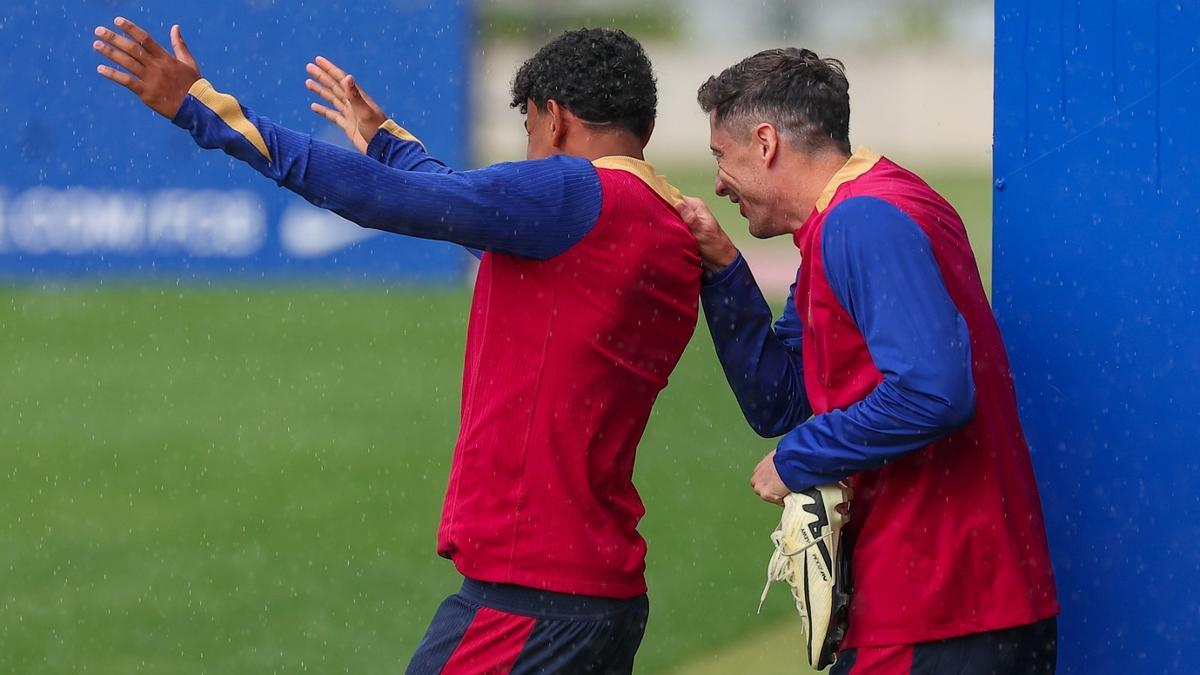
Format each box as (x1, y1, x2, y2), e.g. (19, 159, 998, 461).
(0, 168, 988, 674)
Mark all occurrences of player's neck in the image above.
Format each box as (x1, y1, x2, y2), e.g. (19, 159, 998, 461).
(562, 133, 646, 163)
(780, 149, 853, 227)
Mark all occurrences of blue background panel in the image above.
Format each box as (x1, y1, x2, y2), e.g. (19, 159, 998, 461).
(0, 0, 472, 283)
(994, 1, 1200, 671)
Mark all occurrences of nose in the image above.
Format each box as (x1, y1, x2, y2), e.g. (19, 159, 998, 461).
(714, 174, 728, 197)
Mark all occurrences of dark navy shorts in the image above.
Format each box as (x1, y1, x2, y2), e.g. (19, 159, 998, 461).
(405, 578, 650, 674)
(831, 617, 1057, 675)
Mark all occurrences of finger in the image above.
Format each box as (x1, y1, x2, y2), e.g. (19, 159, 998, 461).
(96, 64, 141, 92)
(314, 55, 350, 82)
(170, 25, 198, 70)
(356, 83, 381, 111)
(306, 62, 344, 94)
(342, 74, 384, 119)
(93, 38, 145, 76)
(342, 74, 367, 102)
(305, 77, 340, 105)
(757, 486, 783, 506)
(337, 77, 359, 110)
(342, 74, 358, 100)
(686, 197, 712, 221)
(342, 75, 373, 113)
(309, 102, 343, 125)
(305, 79, 346, 111)
(675, 203, 695, 224)
(94, 26, 149, 62)
(114, 16, 166, 57)
(677, 196, 706, 221)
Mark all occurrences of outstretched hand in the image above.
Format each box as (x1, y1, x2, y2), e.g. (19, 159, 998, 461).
(93, 18, 201, 119)
(676, 196, 740, 273)
(305, 56, 387, 153)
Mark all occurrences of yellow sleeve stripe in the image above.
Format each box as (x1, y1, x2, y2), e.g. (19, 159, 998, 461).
(379, 119, 426, 150)
(187, 79, 272, 162)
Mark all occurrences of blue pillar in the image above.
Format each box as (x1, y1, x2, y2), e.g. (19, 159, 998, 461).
(994, 2, 1200, 671)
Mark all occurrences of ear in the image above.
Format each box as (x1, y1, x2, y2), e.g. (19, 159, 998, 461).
(544, 99, 568, 149)
(641, 119, 655, 148)
(753, 123, 780, 167)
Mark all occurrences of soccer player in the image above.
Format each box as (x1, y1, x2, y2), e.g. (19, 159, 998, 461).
(676, 49, 1060, 673)
(92, 19, 699, 673)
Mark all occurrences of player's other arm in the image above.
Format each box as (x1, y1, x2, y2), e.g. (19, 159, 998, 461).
(676, 197, 813, 437)
(176, 90, 597, 258)
(304, 56, 481, 258)
(92, 20, 599, 259)
(771, 197, 975, 492)
(304, 56, 452, 175)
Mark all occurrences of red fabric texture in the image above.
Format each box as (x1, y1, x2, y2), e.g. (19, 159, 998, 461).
(436, 167, 700, 598)
(794, 157, 1059, 647)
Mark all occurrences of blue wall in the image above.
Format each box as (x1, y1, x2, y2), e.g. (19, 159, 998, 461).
(994, 2, 1199, 671)
(0, 0, 472, 283)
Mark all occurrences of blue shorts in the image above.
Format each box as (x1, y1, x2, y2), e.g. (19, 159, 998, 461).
(406, 578, 650, 674)
(831, 618, 1057, 674)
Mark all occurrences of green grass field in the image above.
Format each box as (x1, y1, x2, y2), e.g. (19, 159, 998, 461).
(0, 167, 989, 674)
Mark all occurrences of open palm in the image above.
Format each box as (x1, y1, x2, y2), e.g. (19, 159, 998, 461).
(305, 56, 387, 153)
(92, 18, 202, 119)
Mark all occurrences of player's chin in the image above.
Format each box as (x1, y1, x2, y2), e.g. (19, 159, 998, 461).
(748, 218, 774, 239)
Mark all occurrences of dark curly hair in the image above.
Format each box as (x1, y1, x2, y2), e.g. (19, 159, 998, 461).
(510, 28, 657, 138)
(697, 48, 851, 154)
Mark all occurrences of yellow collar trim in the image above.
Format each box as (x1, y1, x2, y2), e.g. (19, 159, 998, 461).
(592, 156, 684, 207)
(815, 146, 882, 213)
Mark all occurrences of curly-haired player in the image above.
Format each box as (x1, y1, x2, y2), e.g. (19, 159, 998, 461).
(508, 29, 657, 141)
(92, 20, 698, 673)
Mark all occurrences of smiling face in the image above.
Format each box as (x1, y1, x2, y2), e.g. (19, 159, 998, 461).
(708, 113, 791, 239)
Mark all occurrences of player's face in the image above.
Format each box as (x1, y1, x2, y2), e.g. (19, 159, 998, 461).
(708, 115, 786, 239)
(524, 100, 555, 160)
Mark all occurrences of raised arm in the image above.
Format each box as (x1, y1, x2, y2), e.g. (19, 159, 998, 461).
(92, 19, 599, 259)
(304, 56, 450, 174)
(306, 56, 486, 261)
(303, 56, 387, 154)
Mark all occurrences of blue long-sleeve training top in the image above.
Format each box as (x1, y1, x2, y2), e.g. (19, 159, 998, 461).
(700, 196, 975, 491)
(171, 79, 600, 259)
(364, 119, 482, 259)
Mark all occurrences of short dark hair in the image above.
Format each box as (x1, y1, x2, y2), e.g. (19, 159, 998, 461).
(510, 28, 657, 139)
(697, 48, 850, 154)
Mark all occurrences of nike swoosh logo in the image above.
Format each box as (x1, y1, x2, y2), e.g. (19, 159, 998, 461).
(280, 204, 380, 259)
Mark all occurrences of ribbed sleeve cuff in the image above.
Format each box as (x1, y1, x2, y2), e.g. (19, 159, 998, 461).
(700, 250, 747, 287)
